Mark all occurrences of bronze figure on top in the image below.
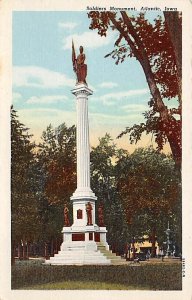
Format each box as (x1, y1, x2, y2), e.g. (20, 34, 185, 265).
(72, 41, 87, 85)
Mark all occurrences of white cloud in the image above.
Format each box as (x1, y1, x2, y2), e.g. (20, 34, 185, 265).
(63, 31, 117, 50)
(19, 108, 75, 120)
(122, 104, 148, 113)
(27, 95, 68, 104)
(92, 88, 149, 106)
(90, 112, 144, 124)
(101, 89, 149, 102)
(58, 22, 78, 30)
(12, 92, 22, 103)
(13, 66, 74, 89)
(98, 82, 118, 89)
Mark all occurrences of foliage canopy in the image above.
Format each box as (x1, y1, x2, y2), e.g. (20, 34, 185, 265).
(88, 11, 182, 168)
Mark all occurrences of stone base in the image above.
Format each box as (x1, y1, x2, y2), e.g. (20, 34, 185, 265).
(45, 225, 111, 265)
(45, 241, 111, 265)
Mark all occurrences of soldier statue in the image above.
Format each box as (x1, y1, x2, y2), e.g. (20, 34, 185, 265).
(72, 41, 87, 84)
(86, 202, 93, 225)
(64, 204, 70, 227)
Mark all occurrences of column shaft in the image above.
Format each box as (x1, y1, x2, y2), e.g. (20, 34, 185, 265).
(71, 84, 96, 200)
(76, 96, 90, 189)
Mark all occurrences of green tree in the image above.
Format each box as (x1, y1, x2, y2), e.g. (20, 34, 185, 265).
(11, 106, 40, 263)
(116, 147, 181, 256)
(36, 123, 76, 251)
(90, 134, 129, 253)
(88, 11, 181, 167)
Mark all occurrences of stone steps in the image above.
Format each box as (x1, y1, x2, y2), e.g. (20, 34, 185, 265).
(54, 252, 108, 259)
(45, 242, 127, 265)
(45, 243, 112, 265)
(45, 254, 110, 265)
(48, 257, 109, 262)
(96, 243, 127, 265)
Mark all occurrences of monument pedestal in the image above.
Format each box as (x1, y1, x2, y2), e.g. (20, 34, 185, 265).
(45, 83, 111, 265)
(46, 225, 110, 265)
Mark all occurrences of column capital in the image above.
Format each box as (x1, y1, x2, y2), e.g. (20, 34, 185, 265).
(71, 83, 93, 97)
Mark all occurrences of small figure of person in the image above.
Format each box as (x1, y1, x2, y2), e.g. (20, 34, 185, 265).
(124, 243, 129, 260)
(130, 249, 134, 261)
(160, 248, 164, 261)
(146, 250, 150, 261)
(86, 202, 93, 225)
(172, 245, 176, 257)
(64, 204, 70, 227)
(98, 203, 105, 227)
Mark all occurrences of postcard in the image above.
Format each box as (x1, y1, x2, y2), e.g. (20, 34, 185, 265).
(0, 0, 192, 299)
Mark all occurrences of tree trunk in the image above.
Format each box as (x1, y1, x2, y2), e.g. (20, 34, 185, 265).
(140, 57, 181, 168)
(109, 12, 181, 168)
(118, 12, 169, 120)
(44, 242, 47, 258)
(18, 242, 21, 259)
(22, 240, 26, 260)
(55, 238, 58, 254)
(132, 240, 135, 260)
(166, 123, 181, 168)
(151, 228, 156, 258)
(26, 242, 29, 259)
(51, 239, 54, 256)
(11, 240, 15, 265)
(164, 12, 182, 103)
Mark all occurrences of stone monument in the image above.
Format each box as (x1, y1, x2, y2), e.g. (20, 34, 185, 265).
(45, 42, 110, 265)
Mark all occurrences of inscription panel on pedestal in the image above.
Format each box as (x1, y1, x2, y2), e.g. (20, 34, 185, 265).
(77, 209, 83, 219)
(72, 233, 85, 241)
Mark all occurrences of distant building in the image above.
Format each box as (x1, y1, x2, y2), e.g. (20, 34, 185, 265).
(131, 235, 159, 257)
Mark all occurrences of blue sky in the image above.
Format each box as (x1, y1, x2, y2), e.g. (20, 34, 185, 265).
(12, 11, 170, 152)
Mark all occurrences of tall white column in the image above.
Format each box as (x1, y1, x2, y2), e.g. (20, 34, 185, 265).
(71, 83, 96, 200)
(76, 88, 90, 190)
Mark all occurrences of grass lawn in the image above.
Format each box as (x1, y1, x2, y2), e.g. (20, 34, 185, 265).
(21, 280, 150, 290)
(12, 258, 182, 290)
